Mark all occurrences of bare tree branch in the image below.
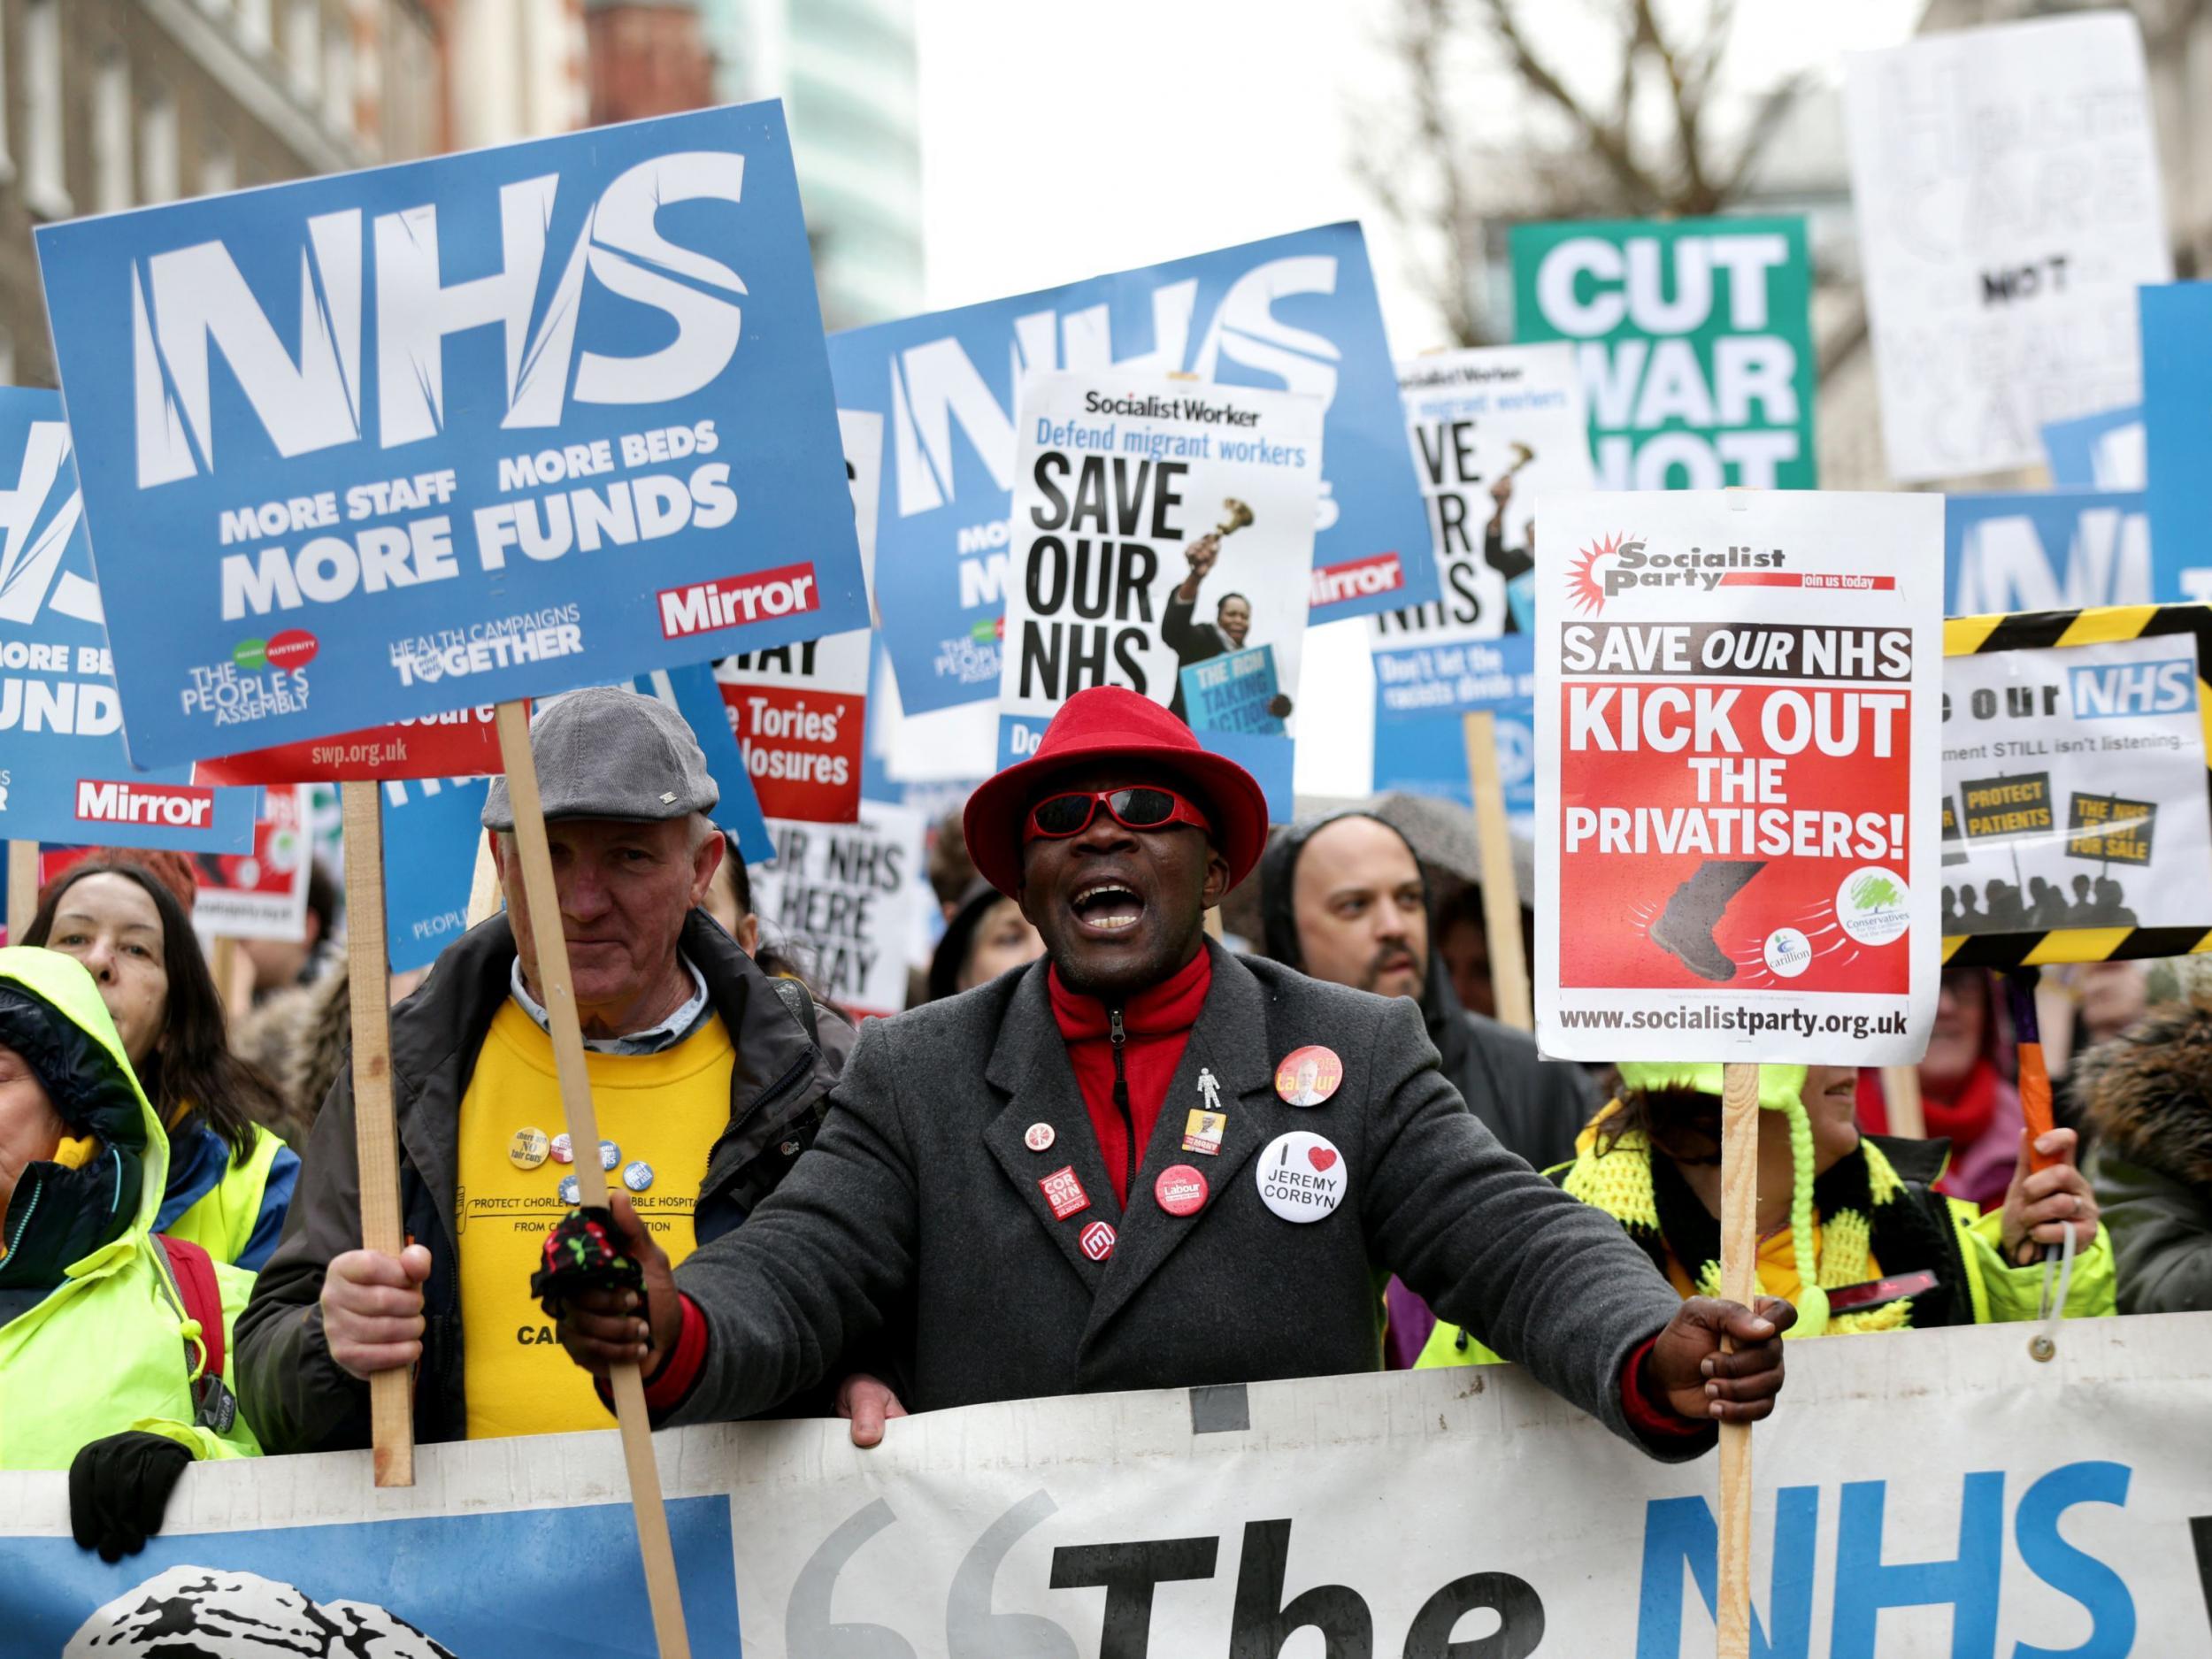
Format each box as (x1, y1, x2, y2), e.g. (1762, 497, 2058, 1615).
(1475, 0, 1670, 213)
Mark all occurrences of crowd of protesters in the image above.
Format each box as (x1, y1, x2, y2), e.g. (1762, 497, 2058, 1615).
(2, 686, 2207, 1562)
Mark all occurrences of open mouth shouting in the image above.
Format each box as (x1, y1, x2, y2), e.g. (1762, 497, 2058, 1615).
(1071, 879, 1147, 938)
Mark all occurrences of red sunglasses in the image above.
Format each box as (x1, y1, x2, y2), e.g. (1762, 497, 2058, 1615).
(1023, 786, 1214, 843)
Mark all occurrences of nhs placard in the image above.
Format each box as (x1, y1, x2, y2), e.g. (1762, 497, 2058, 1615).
(0, 389, 253, 849)
(35, 102, 866, 767)
(829, 222, 1434, 716)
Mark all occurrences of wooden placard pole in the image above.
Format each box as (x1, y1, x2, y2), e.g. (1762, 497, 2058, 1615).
(209, 936, 242, 1018)
(493, 701, 692, 1659)
(1878, 1064, 1925, 1140)
(1716, 1060, 1762, 1659)
(338, 780, 415, 1488)
(6, 841, 37, 942)
(1462, 710, 1533, 1032)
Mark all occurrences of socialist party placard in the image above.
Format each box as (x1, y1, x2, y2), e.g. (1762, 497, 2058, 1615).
(34, 101, 867, 768)
(1940, 609, 2212, 957)
(1844, 13, 2170, 483)
(714, 410, 879, 822)
(827, 222, 1431, 718)
(1536, 491, 1943, 1064)
(995, 372, 1323, 818)
(1510, 218, 1815, 491)
(0, 390, 254, 850)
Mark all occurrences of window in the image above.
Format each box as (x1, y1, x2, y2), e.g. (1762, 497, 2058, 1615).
(22, 0, 68, 219)
(92, 52, 131, 212)
(287, 0, 319, 96)
(141, 91, 180, 205)
(197, 132, 234, 198)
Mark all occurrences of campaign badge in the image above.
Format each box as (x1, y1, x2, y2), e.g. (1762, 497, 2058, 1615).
(1274, 1045, 1343, 1107)
(1079, 1221, 1117, 1262)
(1155, 1164, 1209, 1217)
(1256, 1131, 1348, 1223)
(1039, 1164, 1091, 1221)
(1182, 1109, 1225, 1156)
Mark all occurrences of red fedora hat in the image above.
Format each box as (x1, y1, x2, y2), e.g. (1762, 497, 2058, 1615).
(964, 687, 1270, 898)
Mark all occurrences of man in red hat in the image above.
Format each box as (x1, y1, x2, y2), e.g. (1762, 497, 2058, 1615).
(549, 687, 1792, 1454)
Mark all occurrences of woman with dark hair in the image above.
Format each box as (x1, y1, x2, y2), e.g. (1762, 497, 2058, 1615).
(27, 860, 297, 1271)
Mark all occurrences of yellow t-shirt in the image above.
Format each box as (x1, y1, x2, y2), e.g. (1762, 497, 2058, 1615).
(455, 1001, 736, 1440)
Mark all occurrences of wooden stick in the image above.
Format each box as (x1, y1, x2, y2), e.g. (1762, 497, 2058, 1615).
(1716, 1060, 1761, 1659)
(494, 701, 691, 1659)
(1878, 1065, 1924, 1140)
(1462, 710, 1533, 1032)
(6, 841, 36, 942)
(209, 936, 241, 1017)
(339, 780, 414, 1487)
(465, 828, 502, 927)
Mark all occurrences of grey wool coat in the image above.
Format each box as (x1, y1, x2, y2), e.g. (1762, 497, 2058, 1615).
(664, 941, 1707, 1458)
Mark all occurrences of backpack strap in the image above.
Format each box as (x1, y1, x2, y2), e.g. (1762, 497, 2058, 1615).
(156, 1233, 237, 1434)
(770, 976, 820, 1048)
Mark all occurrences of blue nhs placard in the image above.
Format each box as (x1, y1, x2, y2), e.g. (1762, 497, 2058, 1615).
(35, 102, 866, 768)
(0, 389, 252, 849)
(828, 223, 1435, 716)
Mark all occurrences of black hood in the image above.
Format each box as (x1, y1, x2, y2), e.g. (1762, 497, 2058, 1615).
(1257, 810, 1453, 1041)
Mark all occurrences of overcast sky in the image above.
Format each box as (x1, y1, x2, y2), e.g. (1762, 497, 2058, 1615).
(910, 0, 1924, 796)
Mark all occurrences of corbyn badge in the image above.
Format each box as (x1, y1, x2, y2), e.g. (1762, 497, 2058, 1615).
(1039, 1164, 1091, 1221)
(1256, 1131, 1347, 1223)
(1274, 1046, 1342, 1108)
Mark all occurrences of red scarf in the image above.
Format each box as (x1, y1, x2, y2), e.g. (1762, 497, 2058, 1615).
(1049, 948, 1212, 1205)
(1855, 1058, 2000, 1148)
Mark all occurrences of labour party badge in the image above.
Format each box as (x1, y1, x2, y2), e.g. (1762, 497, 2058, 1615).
(1155, 1164, 1209, 1217)
(1256, 1131, 1347, 1223)
(1039, 1165, 1091, 1221)
(1274, 1046, 1342, 1107)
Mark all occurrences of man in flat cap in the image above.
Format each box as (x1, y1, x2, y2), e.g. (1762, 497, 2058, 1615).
(553, 687, 1791, 1457)
(236, 687, 848, 1450)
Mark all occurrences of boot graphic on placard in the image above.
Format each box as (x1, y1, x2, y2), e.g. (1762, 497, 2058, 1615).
(1648, 859, 1766, 982)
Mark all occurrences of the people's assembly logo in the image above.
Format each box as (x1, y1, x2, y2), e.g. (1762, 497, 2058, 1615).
(1569, 533, 1788, 616)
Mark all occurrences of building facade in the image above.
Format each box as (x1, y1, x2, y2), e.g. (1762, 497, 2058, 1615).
(702, 0, 922, 328)
(0, 0, 443, 388)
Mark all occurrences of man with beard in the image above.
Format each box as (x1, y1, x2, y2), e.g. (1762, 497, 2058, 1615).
(547, 687, 1791, 1455)
(1259, 813, 1594, 1173)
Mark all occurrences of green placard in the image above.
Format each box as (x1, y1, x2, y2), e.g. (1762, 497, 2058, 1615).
(1510, 216, 1816, 490)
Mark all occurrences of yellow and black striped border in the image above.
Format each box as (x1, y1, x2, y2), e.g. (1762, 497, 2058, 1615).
(1943, 603, 2212, 968)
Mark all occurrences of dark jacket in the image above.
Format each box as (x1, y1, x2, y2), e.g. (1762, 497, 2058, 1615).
(660, 944, 1705, 1459)
(1160, 592, 1233, 722)
(1256, 810, 1595, 1169)
(2078, 1000, 2212, 1314)
(234, 910, 847, 1452)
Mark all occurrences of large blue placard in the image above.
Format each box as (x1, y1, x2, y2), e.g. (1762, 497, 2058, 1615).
(2042, 403, 2145, 489)
(0, 389, 253, 849)
(1943, 490, 2166, 615)
(2143, 283, 2212, 603)
(35, 101, 867, 768)
(828, 222, 1435, 715)
(1370, 634, 1536, 826)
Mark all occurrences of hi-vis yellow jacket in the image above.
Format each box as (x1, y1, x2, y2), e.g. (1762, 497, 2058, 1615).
(0, 947, 260, 1467)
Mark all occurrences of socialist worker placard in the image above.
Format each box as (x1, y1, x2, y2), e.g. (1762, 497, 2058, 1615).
(1536, 491, 1943, 1064)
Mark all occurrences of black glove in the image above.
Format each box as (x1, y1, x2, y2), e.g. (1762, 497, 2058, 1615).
(70, 1431, 193, 1563)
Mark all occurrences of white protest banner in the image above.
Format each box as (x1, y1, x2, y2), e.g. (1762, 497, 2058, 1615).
(1844, 13, 2171, 484)
(34, 101, 867, 768)
(715, 411, 880, 823)
(1537, 491, 1943, 1064)
(4, 1316, 2208, 1655)
(1940, 603, 2212, 964)
(190, 783, 313, 941)
(1372, 343, 1595, 691)
(995, 371, 1323, 817)
(751, 802, 925, 1018)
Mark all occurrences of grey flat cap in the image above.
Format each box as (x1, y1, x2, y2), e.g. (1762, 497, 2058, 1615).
(482, 686, 719, 829)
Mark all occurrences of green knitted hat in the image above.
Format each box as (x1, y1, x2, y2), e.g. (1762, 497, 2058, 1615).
(1615, 1061, 1829, 1338)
